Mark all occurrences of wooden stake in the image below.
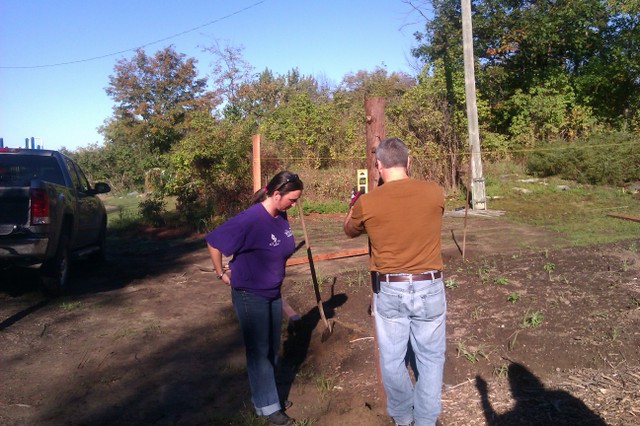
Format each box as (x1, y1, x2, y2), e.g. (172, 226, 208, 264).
(364, 96, 386, 413)
(365, 97, 385, 192)
(252, 134, 261, 192)
(462, 160, 471, 259)
(607, 212, 640, 223)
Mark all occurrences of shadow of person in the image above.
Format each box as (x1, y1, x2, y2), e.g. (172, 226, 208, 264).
(320, 278, 348, 323)
(476, 362, 607, 425)
(276, 286, 348, 406)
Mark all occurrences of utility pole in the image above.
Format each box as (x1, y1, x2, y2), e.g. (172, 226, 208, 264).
(461, 0, 486, 210)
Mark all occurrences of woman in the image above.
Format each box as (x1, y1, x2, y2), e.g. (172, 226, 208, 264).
(206, 171, 303, 426)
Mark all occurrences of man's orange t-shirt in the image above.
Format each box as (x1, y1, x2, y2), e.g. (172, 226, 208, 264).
(348, 178, 444, 273)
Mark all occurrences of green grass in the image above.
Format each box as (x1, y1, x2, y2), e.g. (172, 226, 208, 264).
(493, 364, 509, 379)
(445, 277, 458, 289)
(483, 161, 640, 246)
(315, 373, 335, 399)
(104, 193, 179, 232)
(60, 300, 83, 311)
(507, 292, 521, 304)
(342, 265, 370, 288)
(455, 340, 489, 363)
(522, 309, 544, 328)
(104, 193, 144, 231)
(302, 199, 348, 214)
(493, 276, 508, 286)
(543, 262, 555, 280)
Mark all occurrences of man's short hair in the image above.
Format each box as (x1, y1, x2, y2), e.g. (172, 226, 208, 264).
(376, 137, 408, 168)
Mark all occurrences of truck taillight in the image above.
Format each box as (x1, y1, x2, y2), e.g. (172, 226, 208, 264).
(30, 188, 50, 225)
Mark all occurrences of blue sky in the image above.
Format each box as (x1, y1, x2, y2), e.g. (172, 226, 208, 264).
(1, 0, 427, 151)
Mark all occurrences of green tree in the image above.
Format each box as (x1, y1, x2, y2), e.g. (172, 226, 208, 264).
(412, 0, 464, 110)
(203, 41, 255, 122)
(412, 0, 640, 145)
(104, 46, 209, 160)
(169, 111, 254, 221)
(387, 65, 466, 190)
(262, 89, 334, 169)
(233, 68, 287, 124)
(333, 67, 417, 160)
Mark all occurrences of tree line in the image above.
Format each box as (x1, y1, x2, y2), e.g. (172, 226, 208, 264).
(66, 0, 640, 221)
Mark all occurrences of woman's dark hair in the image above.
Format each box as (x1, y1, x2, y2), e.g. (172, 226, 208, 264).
(250, 171, 304, 204)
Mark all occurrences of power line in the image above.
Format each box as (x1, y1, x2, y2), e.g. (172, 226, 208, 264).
(0, 1, 265, 69)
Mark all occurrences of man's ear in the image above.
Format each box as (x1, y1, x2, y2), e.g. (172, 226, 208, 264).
(407, 157, 411, 171)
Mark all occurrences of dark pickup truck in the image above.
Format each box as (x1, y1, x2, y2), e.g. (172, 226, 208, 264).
(0, 148, 111, 295)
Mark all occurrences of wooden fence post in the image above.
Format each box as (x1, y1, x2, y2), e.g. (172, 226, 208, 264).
(364, 96, 386, 413)
(252, 134, 261, 192)
(364, 97, 385, 192)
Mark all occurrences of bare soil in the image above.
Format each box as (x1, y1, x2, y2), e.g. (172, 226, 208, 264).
(1, 212, 639, 425)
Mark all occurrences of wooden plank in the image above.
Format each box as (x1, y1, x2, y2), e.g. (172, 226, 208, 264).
(607, 213, 640, 223)
(286, 246, 368, 266)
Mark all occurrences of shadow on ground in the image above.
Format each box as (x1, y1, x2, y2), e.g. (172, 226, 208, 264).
(476, 362, 607, 426)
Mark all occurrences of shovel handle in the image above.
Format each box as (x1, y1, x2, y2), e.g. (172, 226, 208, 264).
(298, 203, 311, 250)
(297, 202, 330, 328)
(297, 203, 320, 299)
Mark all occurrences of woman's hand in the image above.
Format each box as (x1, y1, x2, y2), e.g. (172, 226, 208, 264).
(208, 243, 231, 286)
(220, 270, 231, 286)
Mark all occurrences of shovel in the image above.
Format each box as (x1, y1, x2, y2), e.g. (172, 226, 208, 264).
(297, 202, 334, 341)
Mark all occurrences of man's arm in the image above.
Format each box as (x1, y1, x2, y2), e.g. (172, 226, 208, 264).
(343, 207, 363, 238)
(343, 188, 365, 238)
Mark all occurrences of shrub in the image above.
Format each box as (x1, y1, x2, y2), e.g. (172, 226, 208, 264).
(526, 132, 640, 185)
(139, 196, 166, 227)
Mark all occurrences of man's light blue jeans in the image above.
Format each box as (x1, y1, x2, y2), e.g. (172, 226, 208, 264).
(231, 288, 283, 416)
(373, 275, 447, 426)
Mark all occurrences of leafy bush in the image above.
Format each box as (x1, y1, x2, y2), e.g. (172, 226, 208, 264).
(139, 196, 167, 227)
(505, 80, 598, 150)
(298, 167, 354, 203)
(526, 132, 640, 185)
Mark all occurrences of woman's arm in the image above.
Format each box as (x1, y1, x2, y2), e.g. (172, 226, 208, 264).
(207, 243, 231, 285)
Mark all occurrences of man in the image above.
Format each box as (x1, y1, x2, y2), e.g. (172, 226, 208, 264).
(343, 137, 446, 426)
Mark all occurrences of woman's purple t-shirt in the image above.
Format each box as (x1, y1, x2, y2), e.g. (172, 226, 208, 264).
(205, 203, 295, 299)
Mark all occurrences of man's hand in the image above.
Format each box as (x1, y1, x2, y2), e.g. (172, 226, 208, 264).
(349, 187, 364, 208)
(344, 188, 364, 238)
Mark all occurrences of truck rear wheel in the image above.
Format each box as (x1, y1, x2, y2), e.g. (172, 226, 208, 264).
(41, 234, 70, 296)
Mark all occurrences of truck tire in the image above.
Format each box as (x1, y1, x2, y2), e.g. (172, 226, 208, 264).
(41, 234, 70, 296)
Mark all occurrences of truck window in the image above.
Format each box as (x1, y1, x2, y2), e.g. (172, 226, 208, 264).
(0, 155, 65, 186)
(74, 163, 91, 190)
(64, 158, 85, 193)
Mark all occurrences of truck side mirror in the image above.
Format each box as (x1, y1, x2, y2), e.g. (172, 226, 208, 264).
(93, 182, 111, 194)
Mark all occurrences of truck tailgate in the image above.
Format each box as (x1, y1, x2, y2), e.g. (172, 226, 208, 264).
(0, 187, 30, 229)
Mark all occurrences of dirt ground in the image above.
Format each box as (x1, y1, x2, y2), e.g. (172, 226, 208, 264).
(1, 212, 639, 426)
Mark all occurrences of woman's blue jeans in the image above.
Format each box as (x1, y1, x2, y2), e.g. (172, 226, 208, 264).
(231, 288, 283, 416)
(373, 276, 447, 426)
